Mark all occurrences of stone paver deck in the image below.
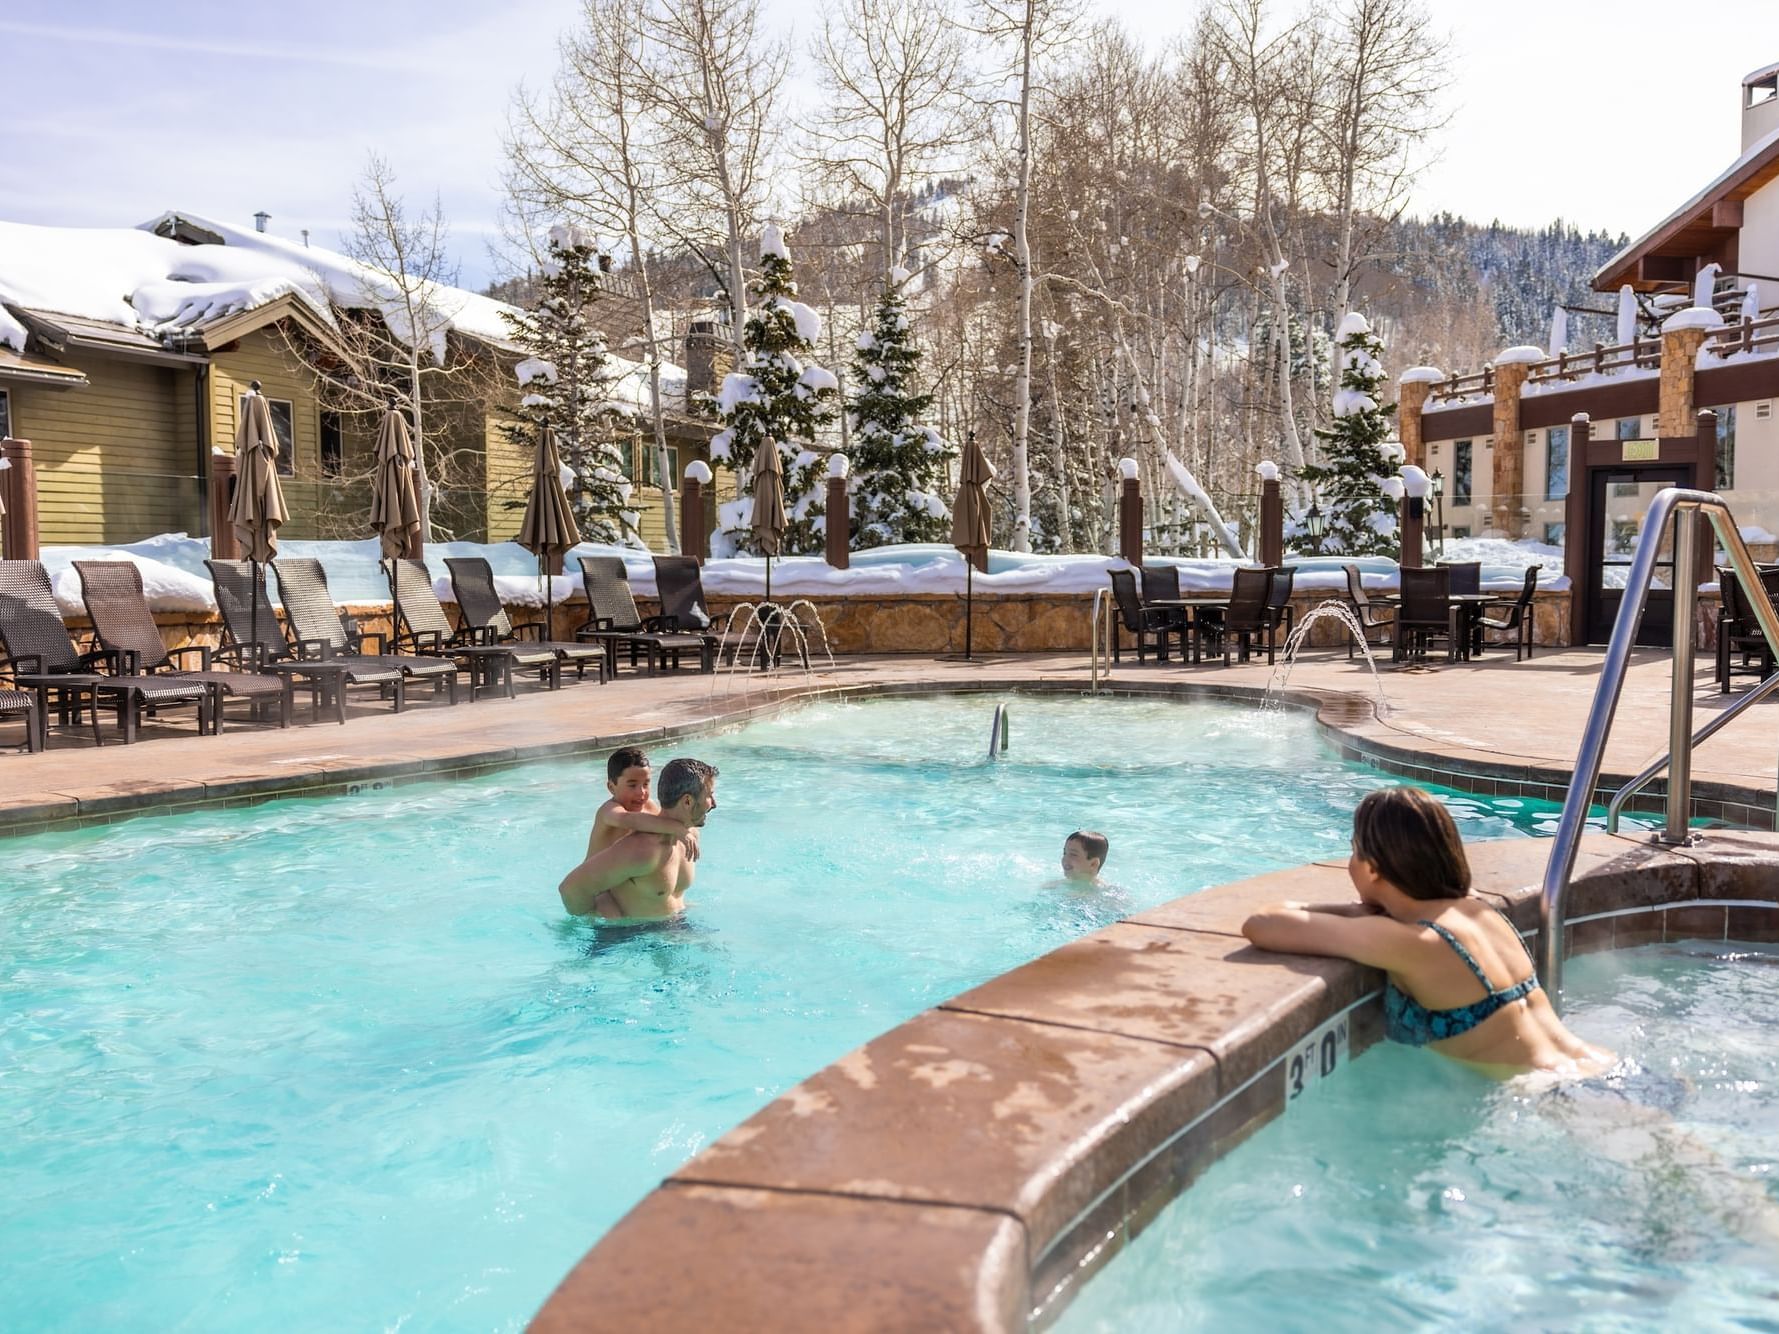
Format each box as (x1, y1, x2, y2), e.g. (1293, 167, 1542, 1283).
(1, 647, 1774, 831)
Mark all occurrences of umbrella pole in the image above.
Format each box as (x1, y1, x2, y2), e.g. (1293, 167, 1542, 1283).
(763, 556, 774, 667)
(251, 557, 260, 669)
(965, 558, 974, 661)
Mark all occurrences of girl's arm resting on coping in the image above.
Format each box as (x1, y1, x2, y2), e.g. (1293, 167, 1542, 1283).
(1242, 901, 1417, 972)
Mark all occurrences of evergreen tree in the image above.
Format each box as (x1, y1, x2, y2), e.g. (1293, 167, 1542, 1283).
(1295, 312, 1397, 557)
(711, 225, 838, 555)
(500, 225, 635, 543)
(847, 272, 954, 546)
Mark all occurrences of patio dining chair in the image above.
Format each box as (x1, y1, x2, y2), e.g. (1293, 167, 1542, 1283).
(385, 558, 559, 698)
(1715, 567, 1778, 693)
(1107, 569, 1175, 663)
(0, 558, 210, 744)
(576, 556, 714, 675)
(1436, 560, 1482, 595)
(76, 560, 289, 732)
(1200, 566, 1277, 666)
(207, 559, 410, 722)
(1342, 564, 1395, 660)
(273, 558, 460, 706)
(1263, 565, 1297, 642)
(1393, 566, 1459, 664)
(1477, 565, 1539, 662)
(1139, 564, 1188, 641)
(444, 557, 606, 684)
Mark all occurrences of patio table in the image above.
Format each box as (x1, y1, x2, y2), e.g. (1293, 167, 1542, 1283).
(1149, 597, 1233, 664)
(1375, 591, 1496, 660)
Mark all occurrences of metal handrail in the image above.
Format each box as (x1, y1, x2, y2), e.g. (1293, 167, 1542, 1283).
(1089, 587, 1116, 693)
(987, 701, 1010, 760)
(1539, 488, 1779, 1004)
(1606, 669, 1779, 832)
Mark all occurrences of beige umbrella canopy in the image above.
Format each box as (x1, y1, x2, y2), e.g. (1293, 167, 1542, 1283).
(517, 428, 582, 624)
(750, 436, 787, 604)
(368, 406, 422, 561)
(228, 385, 289, 565)
(949, 432, 993, 571)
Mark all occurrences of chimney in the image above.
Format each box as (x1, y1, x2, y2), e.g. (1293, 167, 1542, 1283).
(253, 211, 271, 234)
(1744, 62, 1779, 153)
(685, 319, 719, 397)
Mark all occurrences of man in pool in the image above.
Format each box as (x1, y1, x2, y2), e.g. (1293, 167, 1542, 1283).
(558, 757, 719, 921)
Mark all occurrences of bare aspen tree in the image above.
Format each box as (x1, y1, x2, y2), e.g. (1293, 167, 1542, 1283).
(975, 0, 1080, 552)
(1320, 0, 1449, 324)
(638, 0, 787, 361)
(809, 0, 975, 275)
(507, 0, 682, 549)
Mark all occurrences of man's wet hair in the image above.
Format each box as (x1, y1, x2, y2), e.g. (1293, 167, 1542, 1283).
(1068, 830, 1109, 866)
(659, 757, 718, 809)
(606, 747, 650, 783)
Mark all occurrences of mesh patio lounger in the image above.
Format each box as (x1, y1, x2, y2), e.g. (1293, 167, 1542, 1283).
(270, 558, 460, 707)
(444, 557, 605, 684)
(0, 558, 210, 744)
(207, 559, 408, 722)
(575, 556, 714, 675)
(650, 554, 727, 657)
(0, 682, 42, 752)
(384, 558, 559, 699)
(76, 560, 289, 733)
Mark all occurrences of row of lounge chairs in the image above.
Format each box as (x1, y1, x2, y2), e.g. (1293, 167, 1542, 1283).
(0, 553, 728, 751)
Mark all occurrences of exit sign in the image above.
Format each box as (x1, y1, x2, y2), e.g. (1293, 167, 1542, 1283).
(1621, 439, 1659, 461)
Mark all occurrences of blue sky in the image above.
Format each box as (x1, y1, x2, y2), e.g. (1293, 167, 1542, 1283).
(4, 1, 1776, 289)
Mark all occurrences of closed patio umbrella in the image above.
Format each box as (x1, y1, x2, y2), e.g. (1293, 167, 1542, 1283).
(950, 432, 994, 660)
(227, 382, 289, 662)
(517, 428, 582, 631)
(750, 435, 786, 606)
(369, 403, 422, 636)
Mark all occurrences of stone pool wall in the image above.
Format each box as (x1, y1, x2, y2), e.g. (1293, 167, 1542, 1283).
(529, 830, 1779, 1332)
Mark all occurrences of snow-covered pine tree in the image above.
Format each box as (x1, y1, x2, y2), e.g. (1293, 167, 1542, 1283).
(847, 269, 954, 546)
(1295, 312, 1398, 557)
(501, 224, 636, 543)
(711, 225, 839, 555)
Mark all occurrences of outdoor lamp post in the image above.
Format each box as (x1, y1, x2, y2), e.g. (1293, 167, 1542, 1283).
(1305, 501, 1327, 551)
(1430, 470, 1446, 555)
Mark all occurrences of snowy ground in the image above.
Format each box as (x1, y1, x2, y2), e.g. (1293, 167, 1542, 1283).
(38, 534, 1579, 615)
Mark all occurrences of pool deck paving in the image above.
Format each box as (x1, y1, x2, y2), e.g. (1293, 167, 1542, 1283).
(1, 645, 1773, 832)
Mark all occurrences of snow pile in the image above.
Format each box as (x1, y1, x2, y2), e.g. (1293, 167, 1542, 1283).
(1397, 366, 1445, 386)
(1661, 306, 1724, 333)
(760, 224, 788, 260)
(717, 373, 762, 414)
(1616, 285, 1638, 347)
(764, 296, 822, 344)
(889, 265, 911, 285)
(40, 536, 219, 615)
(1333, 388, 1379, 417)
(1492, 345, 1547, 366)
(547, 222, 595, 254)
(515, 357, 557, 386)
(1255, 460, 1280, 481)
(797, 366, 838, 396)
(0, 303, 27, 353)
(1335, 312, 1371, 339)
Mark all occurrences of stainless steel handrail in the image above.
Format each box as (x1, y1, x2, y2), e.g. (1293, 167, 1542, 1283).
(1539, 488, 1779, 1004)
(1089, 587, 1115, 694)
(987, 701, 1010, 760)
(1606, 669, 1779, 832)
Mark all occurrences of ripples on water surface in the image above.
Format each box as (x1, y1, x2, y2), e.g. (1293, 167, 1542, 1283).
(2, 695, 1586, 1329)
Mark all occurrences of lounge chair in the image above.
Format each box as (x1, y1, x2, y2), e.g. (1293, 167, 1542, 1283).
(0, 679, 41, 752)
(76, 560, 290, 731)
(444, 557, 606, 683)
(0, 558, 210, 744)
(1342, 564, 1395, 659)
(207, 559, 408, 721)
(576, 556, 715, 675)
(272, 558, 460, 706)
(1477, 565, 1539, 663)
(1107, 568, 1176, 663)
(384, 558, 559, 698)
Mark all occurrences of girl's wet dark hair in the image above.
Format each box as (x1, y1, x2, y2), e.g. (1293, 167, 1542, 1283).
(1352, 786, 1471, 900)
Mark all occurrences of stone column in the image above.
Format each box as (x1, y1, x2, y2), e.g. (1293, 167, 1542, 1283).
(1258, 473, 1282, 568)
(1, 438, 40, 561)
(208, 448, 239, 561)
(680, 461, 710, 563)
(1658, 314, 1720, 437)
(1490, 348, 1538, 538)
(824, 454, 850, 570)
(1395, 368, 1444, 470)
(1117, 459, 1143, 567)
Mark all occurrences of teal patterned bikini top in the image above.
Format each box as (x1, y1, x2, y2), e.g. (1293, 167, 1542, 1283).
(1384, 911, 1541, 1047)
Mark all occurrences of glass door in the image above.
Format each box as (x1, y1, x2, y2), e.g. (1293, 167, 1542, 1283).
(1587, 467, 1691, 645)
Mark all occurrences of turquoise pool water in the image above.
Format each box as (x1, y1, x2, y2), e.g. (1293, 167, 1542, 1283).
(3, 695, 1593, 1329)
(1058, 940, 1779, 1331)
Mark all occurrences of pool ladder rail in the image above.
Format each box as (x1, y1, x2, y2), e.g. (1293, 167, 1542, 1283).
(1540, 486, 1779, 1005)
(1089, 586, 1116, 693)
(987, 701, 1010, 760)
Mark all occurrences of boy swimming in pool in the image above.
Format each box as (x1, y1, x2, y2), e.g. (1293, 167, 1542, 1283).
(1060, 830, 1109, 886)
(587, 748, 698, 857)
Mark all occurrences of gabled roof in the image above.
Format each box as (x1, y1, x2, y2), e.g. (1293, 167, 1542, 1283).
(0, 343, 88, 389)
(1593, 124, 1779, 291)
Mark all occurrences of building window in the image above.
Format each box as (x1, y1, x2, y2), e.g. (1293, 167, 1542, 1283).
(320, 411, 343, 478)
(652, 445, 680, 488)
(1545, 425, 1569, 501)
(265, 398, 295, 475)
(0, 388, 10, 439)
(1716, 405, 1736, 489)
(1453, 440, 1472, 504)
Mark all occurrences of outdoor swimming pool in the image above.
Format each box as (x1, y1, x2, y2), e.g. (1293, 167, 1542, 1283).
(1057, 939, 1779, 1331)
(3, 694, 1597, 1329)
